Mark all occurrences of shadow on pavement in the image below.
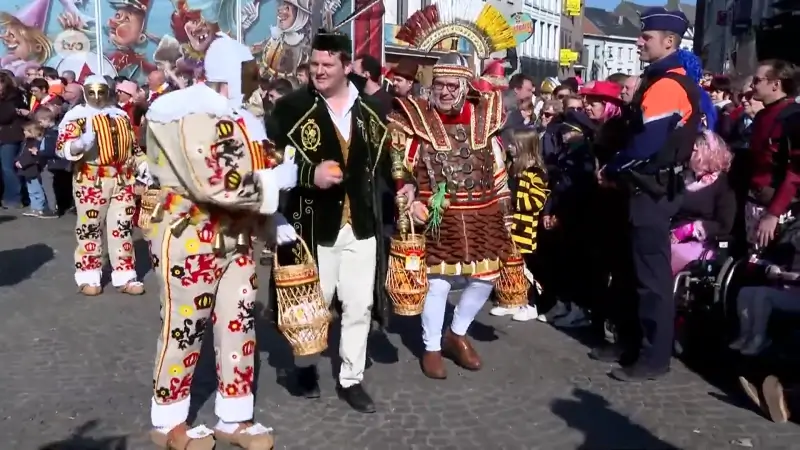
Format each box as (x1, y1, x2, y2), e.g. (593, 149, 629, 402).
(38, 420, 127, 450)
(0, 215, 15, 225)
(0, 243, 54, 287)
(551, 388, 679, 450)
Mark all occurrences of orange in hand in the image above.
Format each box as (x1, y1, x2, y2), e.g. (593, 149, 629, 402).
(329, 164, 342, 177)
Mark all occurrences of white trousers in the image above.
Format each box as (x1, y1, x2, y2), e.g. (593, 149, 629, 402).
(421, 275, 494, 352)
(317, 224, 376, 388)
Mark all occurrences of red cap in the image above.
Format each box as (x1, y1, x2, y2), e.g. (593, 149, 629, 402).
(480, 60, 507, 90)
(471, 77, 494, 93)
(579, 80, 622, 103)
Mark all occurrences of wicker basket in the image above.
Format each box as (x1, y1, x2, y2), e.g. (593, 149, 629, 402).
(137, 188, 162, 231)
(385, 216, 428, 316)
(273, 238, 331, 356)
(495, 244, 530, 308)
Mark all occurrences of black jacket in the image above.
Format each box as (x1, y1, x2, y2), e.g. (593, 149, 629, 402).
(267, 84, 393, 327)
(0, 92, 26, 143)
(16, 138, 42, 180)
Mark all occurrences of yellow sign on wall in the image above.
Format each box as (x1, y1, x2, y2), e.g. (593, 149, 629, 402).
(559, 49, 579, 66)
(565, 0, 582, 16)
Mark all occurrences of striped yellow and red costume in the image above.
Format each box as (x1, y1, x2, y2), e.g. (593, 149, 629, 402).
(57, 105, 147, 293)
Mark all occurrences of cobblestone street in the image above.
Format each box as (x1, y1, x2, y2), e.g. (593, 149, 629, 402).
(1, 211, 799, 449)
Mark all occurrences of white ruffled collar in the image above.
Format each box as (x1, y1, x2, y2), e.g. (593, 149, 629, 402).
(146, 83, 267, 141)
(58, 104, 128, 130)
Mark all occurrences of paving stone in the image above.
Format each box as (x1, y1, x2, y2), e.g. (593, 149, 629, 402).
(0, 210, 799, 449)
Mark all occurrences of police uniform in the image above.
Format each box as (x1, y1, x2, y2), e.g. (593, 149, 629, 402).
(268, 29, 392, 414)
(601, 8, 702, 381)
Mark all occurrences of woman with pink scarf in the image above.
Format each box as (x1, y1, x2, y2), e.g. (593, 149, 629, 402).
(671, 130, 737, 275)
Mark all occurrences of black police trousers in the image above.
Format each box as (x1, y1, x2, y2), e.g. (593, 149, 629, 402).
(628, 192, 681, 370)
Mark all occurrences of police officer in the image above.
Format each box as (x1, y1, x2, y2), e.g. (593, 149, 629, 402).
(598, 8, 702, 381)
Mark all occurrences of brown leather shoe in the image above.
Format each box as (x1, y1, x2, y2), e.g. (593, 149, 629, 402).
(421, 351, 447, 379)
(118, 281, 145, 295)
(78, 284, 102, 296)
(214, 422, 274, 449)
(442, 329, 482, 371)
(149, 423, 215, 449)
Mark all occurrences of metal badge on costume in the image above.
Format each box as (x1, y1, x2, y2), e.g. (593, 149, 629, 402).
(300, 119, 321, 152)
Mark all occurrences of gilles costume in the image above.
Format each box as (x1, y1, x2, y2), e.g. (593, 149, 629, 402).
(390, 0, 516, 379)
(144, 33, 296, 449)
(269, 29, 392, 413)
(56, 75, 147, 296)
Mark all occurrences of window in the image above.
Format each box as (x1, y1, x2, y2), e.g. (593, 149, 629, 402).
(617, 47, 622, 59)
(627, 68, 632, 74)
(594, 45, 600, 58)
(628, 48, 633, 61)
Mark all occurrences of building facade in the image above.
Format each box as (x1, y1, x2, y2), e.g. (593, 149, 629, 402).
(582, 7, 642, 82)
(583, 35, 641, 81)
(560, 12, 585, 79)
(697, 0, 799, 76)
(517, 0, 562, 82)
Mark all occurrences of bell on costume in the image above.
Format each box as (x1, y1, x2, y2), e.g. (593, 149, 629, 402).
(169, 215, 190, 237)
(212, 231, 226, 255)
(150, 202, 164, 223)
(236, 232, 251, 250)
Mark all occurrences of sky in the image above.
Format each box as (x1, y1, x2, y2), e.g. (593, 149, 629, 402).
(584, 0, 666, 10)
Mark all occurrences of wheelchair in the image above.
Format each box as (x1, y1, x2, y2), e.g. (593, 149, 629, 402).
(672, 236, 735, 356)
(672, 216, 800, 357)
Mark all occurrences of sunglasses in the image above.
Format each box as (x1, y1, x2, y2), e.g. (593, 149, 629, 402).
(542, 112, 555, 118)
(567, 106, 583, 112)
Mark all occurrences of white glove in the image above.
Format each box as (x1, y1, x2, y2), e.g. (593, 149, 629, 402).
(70, 126, 96, 155)
(135, 161, 153, 186)
(273, 213, 298, 245)
(272, 147, 298, 190)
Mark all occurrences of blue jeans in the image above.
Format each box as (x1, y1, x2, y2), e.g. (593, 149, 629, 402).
(26, 176, 49, 211)
(0, 142, 22, 206)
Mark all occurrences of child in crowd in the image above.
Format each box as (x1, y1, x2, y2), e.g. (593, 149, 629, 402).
(490, 128, 549, 322)
(15, 121, 56, 218)
(34, 107, 74, 215)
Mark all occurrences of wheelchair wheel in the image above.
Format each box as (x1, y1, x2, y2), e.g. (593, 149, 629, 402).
(714, 257, 743, 317)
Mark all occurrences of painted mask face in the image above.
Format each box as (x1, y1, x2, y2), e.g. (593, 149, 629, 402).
(108, 8, 146, 48)
(277, 2, 298, 30)
(184, 19, 214, 52)
(1, 26, 33, 60)
(85, 84, 110, 108)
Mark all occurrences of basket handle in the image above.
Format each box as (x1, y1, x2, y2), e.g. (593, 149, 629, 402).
(273, 236, 315, 268)
(407, 210, 416, 237)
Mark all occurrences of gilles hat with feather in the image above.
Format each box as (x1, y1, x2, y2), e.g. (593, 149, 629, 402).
(394, 0, 516, 79)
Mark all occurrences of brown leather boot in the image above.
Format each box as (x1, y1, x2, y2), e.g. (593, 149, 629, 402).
(420, 351, 447, 379)
(442, 329, 482, 371)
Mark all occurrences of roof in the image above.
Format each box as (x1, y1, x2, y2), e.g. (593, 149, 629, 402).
(583, 7, 641, 38)
(614, 1, 696, 27)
